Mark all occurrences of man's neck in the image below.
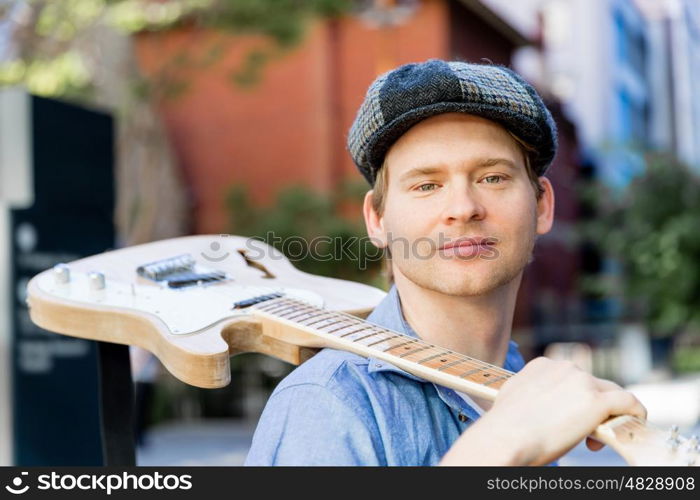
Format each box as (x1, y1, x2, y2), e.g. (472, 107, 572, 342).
(392, 270, 523, 368)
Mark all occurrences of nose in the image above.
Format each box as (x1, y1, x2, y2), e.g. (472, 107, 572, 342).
(441, 183, 486, 224)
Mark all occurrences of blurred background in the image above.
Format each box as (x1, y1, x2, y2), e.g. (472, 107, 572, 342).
(0, 0, 699, 466)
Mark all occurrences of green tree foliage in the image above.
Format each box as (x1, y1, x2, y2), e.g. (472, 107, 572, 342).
(0, 0, 351, 97)
(226, 181, 386, 289)
(579, 153, 700, 338)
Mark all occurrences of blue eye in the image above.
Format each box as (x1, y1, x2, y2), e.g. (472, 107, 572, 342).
(483, 175, 505, 184)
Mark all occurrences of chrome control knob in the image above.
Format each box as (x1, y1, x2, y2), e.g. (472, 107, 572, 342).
(53, 264, 70, 285)
(88, 271, 106, 291)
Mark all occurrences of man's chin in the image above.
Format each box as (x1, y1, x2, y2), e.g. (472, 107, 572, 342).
(401, 268, 513, 297)
(427, 280, 504, 297)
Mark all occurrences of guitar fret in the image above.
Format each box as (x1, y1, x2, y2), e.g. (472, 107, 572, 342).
(284, 308, 318, 320)
(304, 316, 341, 329)
(266, 306, 301, 318)
(483, 375, 509, 386)
(383, 338, 421, 353)
(398, 345, 432, 358)
(294, 313, 332, 326)
(416, 351, 452, 365)
(253, 300, 287, 312)
(280, 301, 314, 312)
(265, 299, 299, 310)
(437, 359, 468, 371)
(457, 367, 485, 378)
(253, 297, 293, 309)
(256, 303, 290, 314)
(271, 304, 328, 323)
(320, 314, 349, 325)
(356, 331, 404, 348)
(338, 329, 380, 342)
(289, 309, 328, 321)
(314, 320, 348, 332)
(325, 321, 361, 334)
(353, 331, 382, 343)
(303, 314, 337, 326)
(281, 312, 320, 324)
(339, 326, 373, 338)
(280, 303, 316, 315)
(366, 334, 403, 347)
(288, 313, 321, 324)
(265, 303, 300, 315)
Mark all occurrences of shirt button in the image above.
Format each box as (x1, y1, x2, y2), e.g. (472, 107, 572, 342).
(458, 413, 468, 422)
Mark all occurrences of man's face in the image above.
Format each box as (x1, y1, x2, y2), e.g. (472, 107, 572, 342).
(365, 113, 554, 297)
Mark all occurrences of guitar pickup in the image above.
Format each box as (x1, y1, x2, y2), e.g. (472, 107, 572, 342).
(166, 270, 228, 289)
(232, 292, 283, 309)
(136, 254, 229, 289)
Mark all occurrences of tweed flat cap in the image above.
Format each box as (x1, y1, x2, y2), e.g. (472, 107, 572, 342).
(347, 59, 558, 185)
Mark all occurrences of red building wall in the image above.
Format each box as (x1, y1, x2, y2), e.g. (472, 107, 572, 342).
(135, 23, 334, 232)
(134, 0, 450, 234)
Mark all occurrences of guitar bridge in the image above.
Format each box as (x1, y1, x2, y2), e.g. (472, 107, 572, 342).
(136, 254, 228, 288)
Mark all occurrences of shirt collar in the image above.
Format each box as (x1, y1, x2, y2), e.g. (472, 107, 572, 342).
(364, 285, 526, 416)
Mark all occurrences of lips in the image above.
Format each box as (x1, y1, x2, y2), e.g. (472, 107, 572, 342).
(439, 237, 496, 250)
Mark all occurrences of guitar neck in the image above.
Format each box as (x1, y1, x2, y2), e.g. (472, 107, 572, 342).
(251, 296, 515, 401)
(249, 296, 697, 466)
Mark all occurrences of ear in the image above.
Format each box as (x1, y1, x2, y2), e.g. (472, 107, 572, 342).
(535, 176, 555, 236)
(363, 190, 387, 248)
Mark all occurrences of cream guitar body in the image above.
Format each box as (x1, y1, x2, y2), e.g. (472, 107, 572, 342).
(27, 234, 386, 388)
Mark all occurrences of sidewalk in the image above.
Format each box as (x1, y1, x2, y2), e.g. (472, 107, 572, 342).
(137, 419, 257, 466)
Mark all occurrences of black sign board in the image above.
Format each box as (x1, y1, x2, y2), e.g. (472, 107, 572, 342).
(10, 95, 115, 465)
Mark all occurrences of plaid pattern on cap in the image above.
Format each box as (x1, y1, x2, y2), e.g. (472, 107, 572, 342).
(347, 59, 558, 185)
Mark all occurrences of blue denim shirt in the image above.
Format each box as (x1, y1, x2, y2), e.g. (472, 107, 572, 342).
(244, 285, 530, 466)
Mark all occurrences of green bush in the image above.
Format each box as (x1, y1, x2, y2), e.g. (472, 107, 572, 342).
(578, 153, 700, 338)
(226, 180, 386, 289)
(672, 345, 700, 373)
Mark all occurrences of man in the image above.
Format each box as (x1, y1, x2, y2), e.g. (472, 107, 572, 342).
(244, 59, 646, 466)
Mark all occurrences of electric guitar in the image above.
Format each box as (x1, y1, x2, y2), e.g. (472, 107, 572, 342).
(26, 234, 699, 466)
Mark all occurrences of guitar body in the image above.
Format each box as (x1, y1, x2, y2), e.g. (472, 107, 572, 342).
(27, 234, 386, 388)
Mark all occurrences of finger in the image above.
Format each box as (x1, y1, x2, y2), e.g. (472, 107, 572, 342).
(599, 390, 647, 421)
(593, 378, 622, 392)
(586, 436, 605, 452)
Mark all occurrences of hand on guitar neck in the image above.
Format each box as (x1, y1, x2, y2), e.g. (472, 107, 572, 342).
(440, 357, 647, 466)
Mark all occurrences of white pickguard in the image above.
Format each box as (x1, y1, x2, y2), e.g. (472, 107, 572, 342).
(36, 272, 324, 335)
